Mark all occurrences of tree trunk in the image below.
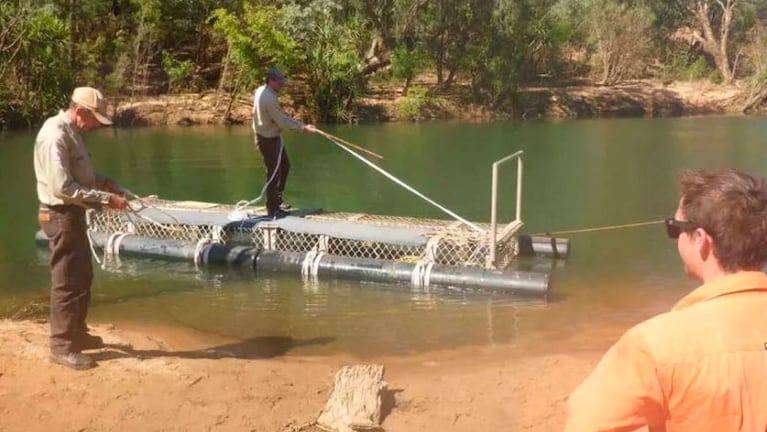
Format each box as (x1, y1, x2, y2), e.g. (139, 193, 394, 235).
(131, 12, 145, 98)
(215, 46, 231, 109)
(316, 364, 388, 432)
(69, 0, 77, 72)
(223, 70, 241, 122)
(444, 67, 457, 89)
(402, 75, 412, 96)
(692, 0, 736, 84)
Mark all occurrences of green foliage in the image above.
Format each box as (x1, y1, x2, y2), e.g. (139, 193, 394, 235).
(397, 85, 432, 121)
(2, 0, 767, 126)
(464, 0, 563, 107)
(305, 18, 365, 122)
(0, 2, 70, 127)
(687, 57, 714, 81)
(210, 5, 302, 90)
(585, 0, 654, 84)
(756, 69, 767, 91)
(662, 55, 725, 82)
(412, 0, 494, 87)
(161, 51, 194, 93)
(281, 1, 366, 122)
(391, 46, 419, 82)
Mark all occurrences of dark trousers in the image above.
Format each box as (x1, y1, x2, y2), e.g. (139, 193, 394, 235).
(39, 205, 93, 355)
(256, 134, 290, 215)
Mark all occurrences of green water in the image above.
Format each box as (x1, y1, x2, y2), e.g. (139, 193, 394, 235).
(1, 116, 766, 356)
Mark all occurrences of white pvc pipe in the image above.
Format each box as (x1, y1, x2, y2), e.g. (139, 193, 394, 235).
(489, 150, 524, 267)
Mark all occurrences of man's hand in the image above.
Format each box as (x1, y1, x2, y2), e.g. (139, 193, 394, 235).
(107, 193, 129, 210)
(302, 124, 318, 133)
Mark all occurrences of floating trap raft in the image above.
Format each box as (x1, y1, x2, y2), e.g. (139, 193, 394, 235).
(34, 151, 570, 297)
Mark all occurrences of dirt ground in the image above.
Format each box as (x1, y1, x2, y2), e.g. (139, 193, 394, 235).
(0, 319, 610, 432)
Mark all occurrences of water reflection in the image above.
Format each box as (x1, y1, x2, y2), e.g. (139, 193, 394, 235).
(5, 117, 767, 355)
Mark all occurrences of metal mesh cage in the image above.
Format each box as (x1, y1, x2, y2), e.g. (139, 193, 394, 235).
(87, 200, 522, 270)
(326, 237, 424, 262)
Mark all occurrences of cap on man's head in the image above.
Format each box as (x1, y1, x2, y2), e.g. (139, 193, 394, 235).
(266, 67, 287, 85)
(71, 86, 113, 125)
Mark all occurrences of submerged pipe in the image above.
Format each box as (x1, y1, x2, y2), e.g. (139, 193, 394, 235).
(312, 253, 549, 296)
(35, 231, 551, 297)
(517, 234, 570, 259)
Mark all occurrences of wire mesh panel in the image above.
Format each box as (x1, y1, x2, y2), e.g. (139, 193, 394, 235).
(309, 212, 491, 231)
(271, 230, 322, 253)
(326, 237, 424, 261)
(86, 200, 523, 271)
(430, 238, 489, 268)
(90, 210, 226, 242)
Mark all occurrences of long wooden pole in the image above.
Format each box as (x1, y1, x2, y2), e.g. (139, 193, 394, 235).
(316, 129, 385, 160)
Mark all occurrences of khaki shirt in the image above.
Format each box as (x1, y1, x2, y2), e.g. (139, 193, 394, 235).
(33, 111, 111, 207)
(566, 271, 767, 432)
(252, 85, 304, 138)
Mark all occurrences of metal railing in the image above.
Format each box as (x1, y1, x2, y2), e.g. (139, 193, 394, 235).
(488, 150, 524, 268)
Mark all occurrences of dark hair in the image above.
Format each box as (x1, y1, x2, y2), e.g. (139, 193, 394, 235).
(679, 169, 767, 271)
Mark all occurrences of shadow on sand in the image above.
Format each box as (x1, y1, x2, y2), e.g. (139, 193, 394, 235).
(90, 335, 335, 362)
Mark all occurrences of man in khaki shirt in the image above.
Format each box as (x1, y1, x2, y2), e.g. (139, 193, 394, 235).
(252, 67, 317, 218)
(34, 87, 128, 370)
(566, 169, 767, 431)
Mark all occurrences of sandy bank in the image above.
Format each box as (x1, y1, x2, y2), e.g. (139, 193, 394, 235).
(0, 319, 608, 431)
(108, 80, 747, 128)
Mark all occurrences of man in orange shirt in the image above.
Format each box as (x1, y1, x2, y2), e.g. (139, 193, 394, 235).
(565, 169, 767, 432)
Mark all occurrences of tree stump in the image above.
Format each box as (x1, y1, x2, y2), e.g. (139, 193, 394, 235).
(316, 364, 388, 432)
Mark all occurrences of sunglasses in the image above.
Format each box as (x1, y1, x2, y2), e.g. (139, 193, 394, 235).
(665, 218, 698, 239)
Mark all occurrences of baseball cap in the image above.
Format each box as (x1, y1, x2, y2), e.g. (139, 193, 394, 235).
(71, 87, 113, 125)
(266, 67, 287, 85)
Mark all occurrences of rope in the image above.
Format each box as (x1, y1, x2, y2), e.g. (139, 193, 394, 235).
(85, 211, 103, 266)
(301, 248, 325, 279)
(533, 219, 665, 236)
(411, 261, 424, 287)
(194, 237, 212, 269)
(301, 249, 317, 277)
(424, 235, 442, 263)
(321, 134, 484, 233)
(84, 190, 186, 268)
(101, 231, 124, 270)
(122, 189, 184, 231)
(113, 232, 131, 255)
(229, 136, 284, 220)
(311, 251, 325, 277)
(409, 261, 434, 289)
(423, 262, 434, 289)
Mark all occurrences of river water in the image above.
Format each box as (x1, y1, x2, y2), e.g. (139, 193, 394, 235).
(1, 116, 765, 356)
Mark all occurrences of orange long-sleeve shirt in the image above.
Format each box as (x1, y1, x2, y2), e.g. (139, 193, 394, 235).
(565, 271, 767, 432)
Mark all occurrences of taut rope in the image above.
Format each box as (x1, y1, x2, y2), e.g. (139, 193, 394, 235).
(318, 130, 484, 233)
(533, 219, 664, 236)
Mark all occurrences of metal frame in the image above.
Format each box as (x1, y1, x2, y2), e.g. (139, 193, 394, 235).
(488, 150, 524, 268)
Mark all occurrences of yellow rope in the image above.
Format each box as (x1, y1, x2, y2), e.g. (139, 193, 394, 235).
(533, 219, 665, 236)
